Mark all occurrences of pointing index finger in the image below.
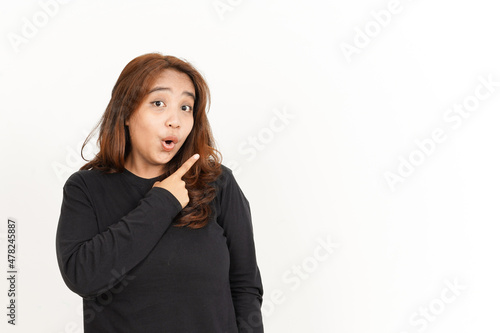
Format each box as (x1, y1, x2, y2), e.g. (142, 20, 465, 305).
(174, 154, 200, 178)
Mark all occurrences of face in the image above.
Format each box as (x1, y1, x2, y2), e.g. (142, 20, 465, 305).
(124, 68, 195, 177)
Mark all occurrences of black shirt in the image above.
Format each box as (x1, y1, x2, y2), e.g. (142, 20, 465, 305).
(55, 164, 264, 332)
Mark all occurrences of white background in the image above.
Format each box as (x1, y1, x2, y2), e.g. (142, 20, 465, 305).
(1, 0, 500, 332)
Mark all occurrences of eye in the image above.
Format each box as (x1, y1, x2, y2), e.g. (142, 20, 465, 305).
(182, 105, 193, 112)
(152, 101, 165, 107)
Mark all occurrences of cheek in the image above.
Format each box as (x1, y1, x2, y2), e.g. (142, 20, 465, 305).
(128, 121, 154, 149)
(184, 119, 194, 139)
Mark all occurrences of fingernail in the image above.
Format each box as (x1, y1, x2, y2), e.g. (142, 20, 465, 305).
(194, 154, 200, 159)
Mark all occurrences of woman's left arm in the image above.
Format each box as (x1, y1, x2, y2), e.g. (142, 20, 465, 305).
(218, 166, 264, 333)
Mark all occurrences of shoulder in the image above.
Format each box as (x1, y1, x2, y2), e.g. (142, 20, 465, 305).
(64, 169, 119, 190)
(215, 164, 248, 203)
(219, 164, 234, 183)
(213, 164, 252, 226)
(214, 164, 238, 191)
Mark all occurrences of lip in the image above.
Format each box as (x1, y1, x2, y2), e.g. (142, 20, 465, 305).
(161, 136, 178, 152)
(162, 136, 179, 144)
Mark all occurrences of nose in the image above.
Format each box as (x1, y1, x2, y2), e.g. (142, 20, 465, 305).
(166, 111, 180, 128)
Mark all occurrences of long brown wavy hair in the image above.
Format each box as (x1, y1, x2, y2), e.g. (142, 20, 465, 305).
(80, 53, 222, 229)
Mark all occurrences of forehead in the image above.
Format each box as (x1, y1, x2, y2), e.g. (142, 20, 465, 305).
(149, 68, 195, 92)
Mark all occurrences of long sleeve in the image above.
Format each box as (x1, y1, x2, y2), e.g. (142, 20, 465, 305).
(55, 171, 183, 299)
(217, 167, 264, 332)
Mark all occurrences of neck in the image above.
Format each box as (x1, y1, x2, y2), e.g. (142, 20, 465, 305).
(124, 157, 164, 179)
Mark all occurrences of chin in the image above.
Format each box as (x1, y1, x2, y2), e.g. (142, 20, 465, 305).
(159, 152, 176, 163)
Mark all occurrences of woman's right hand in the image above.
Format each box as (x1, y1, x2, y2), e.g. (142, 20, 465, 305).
(153, 154, 200, 209)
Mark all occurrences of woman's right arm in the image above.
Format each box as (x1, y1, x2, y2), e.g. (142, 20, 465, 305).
(55, 172, 182, 300)
(56, 154, 199, 299)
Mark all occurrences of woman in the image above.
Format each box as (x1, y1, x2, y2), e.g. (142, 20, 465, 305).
(55, 53, 264, 332)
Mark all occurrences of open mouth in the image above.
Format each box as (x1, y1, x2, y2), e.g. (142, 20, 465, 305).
(162, 136, 178, 151)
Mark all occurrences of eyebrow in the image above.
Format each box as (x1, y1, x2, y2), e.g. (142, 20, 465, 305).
(147, 87, 196, 100)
